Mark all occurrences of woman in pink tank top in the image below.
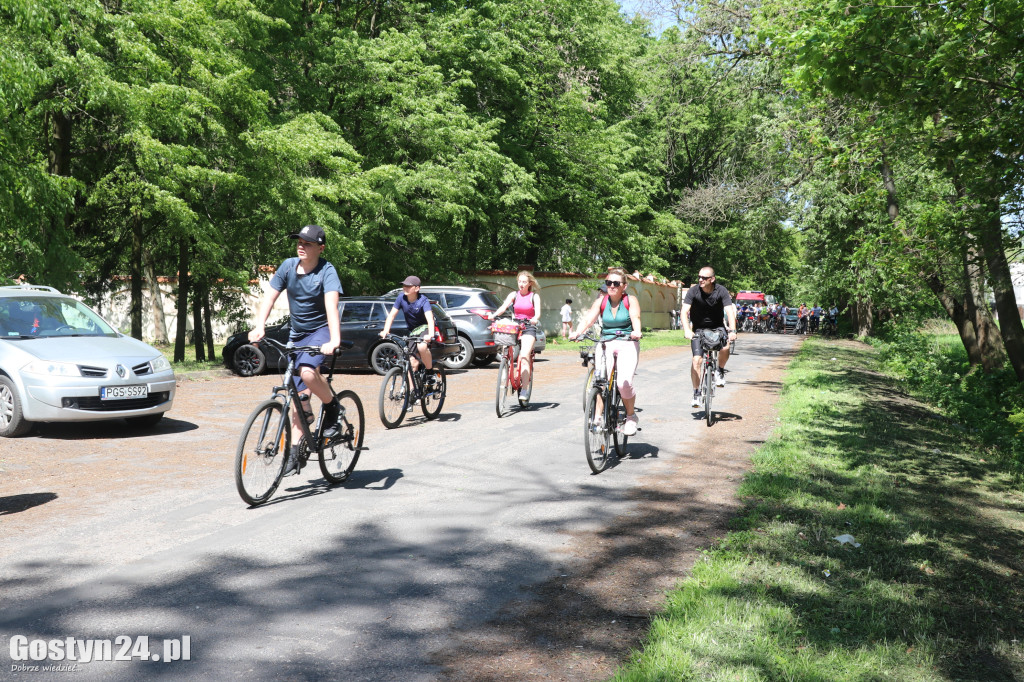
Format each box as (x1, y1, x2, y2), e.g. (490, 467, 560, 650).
(488, 270, 542, 402)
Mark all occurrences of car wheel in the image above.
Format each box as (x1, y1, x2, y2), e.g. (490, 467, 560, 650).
(0, 375, 32, 437)
(232, 344, 267, 377)
(442, 336, 474, 370)
(125, 413, 164, 428)
(470, 354, 496, 367)
(370, 341, 402, 375)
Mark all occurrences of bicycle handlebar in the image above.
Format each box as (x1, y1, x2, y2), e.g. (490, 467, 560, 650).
(256, 336, 354, 356)
(574, 330, 632, 344)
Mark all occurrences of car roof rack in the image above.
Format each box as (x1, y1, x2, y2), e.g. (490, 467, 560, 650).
(0, 284, 63, 294)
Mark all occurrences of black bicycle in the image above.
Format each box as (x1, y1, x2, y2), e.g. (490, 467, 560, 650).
(580, 340, 596, 412)
(821, 315, 838, 338)
(378, 334, 447, 428)
(578, 331, 632, 473)
(696, 329, 725, 427)
(234, 338, 364, 506)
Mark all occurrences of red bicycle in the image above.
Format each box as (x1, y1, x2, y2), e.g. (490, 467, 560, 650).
(492, 319, 534, 417)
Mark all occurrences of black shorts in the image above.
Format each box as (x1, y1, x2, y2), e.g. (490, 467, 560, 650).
(517, 321, 540, 339)
(690, 327, 728, 355)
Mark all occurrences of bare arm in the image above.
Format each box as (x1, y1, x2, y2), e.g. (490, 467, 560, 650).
(569, 299, 603, 340)
(321, 290, 341, 355)
(423, 308, 436, 340)
(249, 288, 283, 343)
(380, 306, 400, 337)
(726, 304, 737, 338)
(681, 302, 693, 338)
(488, 292, 516, 320)
(628, 295, 642, 340)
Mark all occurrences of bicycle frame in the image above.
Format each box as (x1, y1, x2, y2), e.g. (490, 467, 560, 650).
(260, 337, 346, 454)
(696, 333, 720, 426)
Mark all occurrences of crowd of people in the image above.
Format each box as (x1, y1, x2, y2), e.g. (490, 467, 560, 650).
(733, 301, 840, 334)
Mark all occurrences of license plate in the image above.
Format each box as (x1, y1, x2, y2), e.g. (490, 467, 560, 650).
(101, 385, 148, 400)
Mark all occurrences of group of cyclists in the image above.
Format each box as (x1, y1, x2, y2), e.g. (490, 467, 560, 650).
(247, 225, 746, 476)
(735, 302, 840, 335)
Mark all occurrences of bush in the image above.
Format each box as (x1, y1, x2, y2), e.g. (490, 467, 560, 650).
(870, 319, 1024, 477)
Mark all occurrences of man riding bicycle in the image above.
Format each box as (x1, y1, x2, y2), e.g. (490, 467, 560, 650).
(249, 224, 344, 476)
(380, 275, 437, 396)
(681, 267, 737, 407)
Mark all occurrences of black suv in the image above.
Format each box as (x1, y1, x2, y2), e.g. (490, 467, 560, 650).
(223, 297, 459, 376)
(383, 286, 545, 370)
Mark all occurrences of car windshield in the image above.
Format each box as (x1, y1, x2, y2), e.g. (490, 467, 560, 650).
(476, 291, 502, 308)
(0, 296, 117, 338)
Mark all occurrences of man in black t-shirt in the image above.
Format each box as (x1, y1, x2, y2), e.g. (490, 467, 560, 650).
(681, 266, 737, 407)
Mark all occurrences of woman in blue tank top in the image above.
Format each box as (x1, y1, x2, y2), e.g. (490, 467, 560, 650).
(568, 268, 642, 436)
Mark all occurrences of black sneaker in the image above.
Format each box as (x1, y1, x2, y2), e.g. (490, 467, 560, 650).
(282, 445, 303, 477)
(322, 402, 343, 440)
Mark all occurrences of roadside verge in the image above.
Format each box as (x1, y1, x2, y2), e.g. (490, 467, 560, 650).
(614, 338, 1024, 681)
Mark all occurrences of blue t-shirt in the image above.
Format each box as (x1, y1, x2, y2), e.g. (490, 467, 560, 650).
(270, 257, 343, 336)
(393, 293, 431, 329)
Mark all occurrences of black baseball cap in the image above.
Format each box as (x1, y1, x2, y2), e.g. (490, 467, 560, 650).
(289, 224, 326, 245)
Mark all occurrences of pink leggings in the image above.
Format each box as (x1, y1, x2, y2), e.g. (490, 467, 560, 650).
(596, 339, 639, 399)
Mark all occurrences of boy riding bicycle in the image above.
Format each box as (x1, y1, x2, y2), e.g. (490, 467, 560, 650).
(380, 275, 437, 396)
(249, 224, 345, 476)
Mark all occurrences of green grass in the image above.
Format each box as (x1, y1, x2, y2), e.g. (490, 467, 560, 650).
(154, 342, 227, 373)
(613, 337, 1024, 681)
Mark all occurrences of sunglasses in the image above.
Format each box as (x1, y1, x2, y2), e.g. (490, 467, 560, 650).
(604, 280, 624, 287)
(698, 275, 713, 281)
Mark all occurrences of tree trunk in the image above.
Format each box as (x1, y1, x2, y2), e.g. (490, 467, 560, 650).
(192, 283, 206, 362)
(925, 273, 983, 367)
(203, 289, 215, 361)
(145, 250, 169, 344)
(962, 244, 1006, 372)
(173, 238, 190, 363)
(978, 205, 1024, 380)
(852, 298, 873, 337)
(130, 213, 144, 340)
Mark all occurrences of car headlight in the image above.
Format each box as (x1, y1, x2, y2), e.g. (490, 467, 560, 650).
(22, 360, 83, 377)
(151, 355, 172, 372)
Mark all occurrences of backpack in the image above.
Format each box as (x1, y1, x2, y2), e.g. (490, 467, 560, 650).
(600, 294, 630, 314)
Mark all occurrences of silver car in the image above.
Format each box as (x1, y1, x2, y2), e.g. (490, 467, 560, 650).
(0, 285, 176, 437)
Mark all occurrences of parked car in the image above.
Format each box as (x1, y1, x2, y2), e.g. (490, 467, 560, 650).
(383, 286, 545, 370)
(0, 285, 176, 437)
(222, 297, 459, 376)
(783, 308, 799, 332)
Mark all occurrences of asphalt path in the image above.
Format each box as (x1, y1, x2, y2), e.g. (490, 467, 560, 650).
(0, 333, 800, 680)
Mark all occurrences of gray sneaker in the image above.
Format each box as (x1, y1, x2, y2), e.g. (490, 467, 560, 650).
(690, 390, 701, 408)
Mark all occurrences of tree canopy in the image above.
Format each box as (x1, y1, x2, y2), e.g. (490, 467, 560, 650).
(2, 0, 1022, 379)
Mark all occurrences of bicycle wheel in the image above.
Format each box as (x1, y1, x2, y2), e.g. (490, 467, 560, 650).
(584, 386, 612, 474)
(379, 366, 409, 429)
(610, 380, 628, 456)
(703, 359, 715, 427)
(321, 389, 364, 484)
(234, 399, 289, 506)
(581, 363, 595, 411)
(518, 355, 533, 408)
(420, 365, 446, 419)
(495, 353, 510, 418)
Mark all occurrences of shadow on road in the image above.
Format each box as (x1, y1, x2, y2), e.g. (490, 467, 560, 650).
(0, 492, 58, 516)
(27, 417, 199, 440)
